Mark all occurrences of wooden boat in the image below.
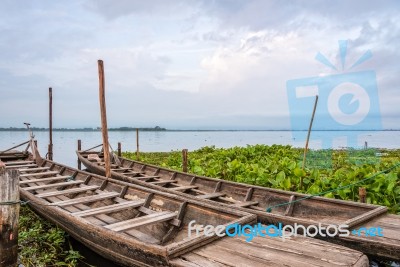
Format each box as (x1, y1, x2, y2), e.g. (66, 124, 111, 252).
(77, 148, 400, 261)
(0, 141, 369, 267)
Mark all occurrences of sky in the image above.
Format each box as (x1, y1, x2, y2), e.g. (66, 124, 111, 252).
(0, 0, 399, 130)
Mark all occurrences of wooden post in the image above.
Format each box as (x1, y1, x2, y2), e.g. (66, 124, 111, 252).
(301, 95, 319, 189)
(34, 140, 38, 148)
(98, 60, 111, 178)
(77, 140, 82, 170)
(136, 128, 140, 160)
(359, 187, 367, 203)
(117, 142, 122, 157)
(182, 149, 188, 173)
(0, 161, 19, 267)
(48, 87, 53, 160)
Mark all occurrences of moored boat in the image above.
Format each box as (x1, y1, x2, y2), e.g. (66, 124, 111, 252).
(0, 141, 370, 266)
(77, 147, 400, 261)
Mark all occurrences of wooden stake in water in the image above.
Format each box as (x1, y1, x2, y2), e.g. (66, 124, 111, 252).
(301, 95, 319, 189)
(136, 128, 140, 160)
(48, 87, 53, 160)
(98, 60, 111, 178)
(77, 139, 82, 170)
(0, 161, 20, 267)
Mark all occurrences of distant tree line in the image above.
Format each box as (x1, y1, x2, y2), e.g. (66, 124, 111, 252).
(0, 126, 166, 132)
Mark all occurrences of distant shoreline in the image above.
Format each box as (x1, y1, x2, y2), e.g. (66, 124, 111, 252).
(0, 128, 399, 132)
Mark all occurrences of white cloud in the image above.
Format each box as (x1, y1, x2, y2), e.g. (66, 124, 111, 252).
(0, 0, 399, 130)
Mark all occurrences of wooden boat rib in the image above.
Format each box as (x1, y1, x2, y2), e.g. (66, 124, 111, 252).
(0, 142, 369, 267)
(77, 148, 400, 261)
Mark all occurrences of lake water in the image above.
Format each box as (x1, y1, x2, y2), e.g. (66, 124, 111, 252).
(1, 130, 399, 167)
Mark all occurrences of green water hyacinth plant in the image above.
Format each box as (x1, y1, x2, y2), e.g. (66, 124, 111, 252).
(123, 145, 400, 214)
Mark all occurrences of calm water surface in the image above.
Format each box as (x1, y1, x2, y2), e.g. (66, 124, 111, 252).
(1, 130, 399, 167)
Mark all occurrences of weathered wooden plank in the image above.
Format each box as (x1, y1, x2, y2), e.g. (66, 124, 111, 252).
(232, 201, 259, 208)
(111, 168, 134, 171)
(19, 175, 72, 184)
(18, 167, 50, 172)
(171, 253, 226, 267)
(170, 185, 199, 191)
(23, 180, 84, 191)
(135, 176, 159, 180)
(20, 171, 59, 177)
(72, 200, 145, 217)
(36, 185, 100, 198)
(5, 164, 37, 169)
(51, 192, 119, 207)
(124, 229, 160, 244)
(105, 211, 176, 232)
(149, 180, 177, 185)
(4, 160, 34, 166)
(197, 192, 226, 199)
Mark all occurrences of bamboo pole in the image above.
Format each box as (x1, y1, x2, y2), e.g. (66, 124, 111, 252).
(0, 161, 19, 267)
(301, 95, 319, 189)
(77, 140, 82, 170)
(48, 87, 53, 160)
(136, 128, 140, 160)
(98, 60, 111, 178)
(182, 149, 188, 173)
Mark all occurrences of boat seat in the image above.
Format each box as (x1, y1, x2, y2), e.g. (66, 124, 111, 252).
(104, 211, 177, 232)
(72, 200, 145, 217)
(149, 180, 177, 185)
(197, 192, 226, 199)
(4, 160, 35, 166)
(23, 180, 84, 191)
(50, 192, 120, 207)
(170, 185, 198, 191)
(6, 164, 38, 169)
(19, 175, 72, 184)
(134, 176, 159, 180)
(111, 168, 132, 171)
(232, 201, 259, 208)
(36, 185, 100, 198)
(20, 171, 60, 177)
(18, 167, 50, 172)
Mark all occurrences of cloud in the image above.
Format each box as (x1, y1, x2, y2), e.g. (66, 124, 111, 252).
(0, 0, 399, 130)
